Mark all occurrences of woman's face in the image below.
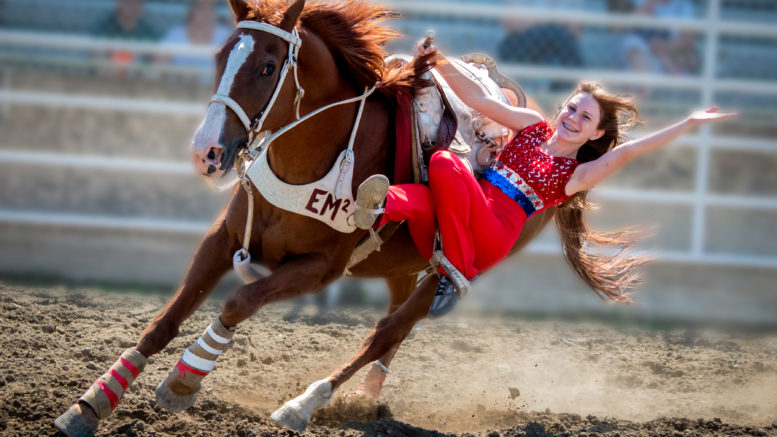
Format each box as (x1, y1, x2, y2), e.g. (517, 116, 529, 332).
(556, 92, 604, 145)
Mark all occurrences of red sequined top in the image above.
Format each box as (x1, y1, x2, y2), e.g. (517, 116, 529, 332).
(483, 120, 579, 216)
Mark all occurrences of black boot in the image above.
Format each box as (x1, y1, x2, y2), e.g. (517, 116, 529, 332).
(427, 274, 458, 318)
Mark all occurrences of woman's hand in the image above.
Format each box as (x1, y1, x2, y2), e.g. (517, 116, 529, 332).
(412, 34, 438, 62)
(476, 141, 504, 167)
(566, 106, 737, 196)
(687, 106, 738, 127)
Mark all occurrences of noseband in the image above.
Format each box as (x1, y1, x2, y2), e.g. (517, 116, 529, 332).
(210, 21, 305, 154)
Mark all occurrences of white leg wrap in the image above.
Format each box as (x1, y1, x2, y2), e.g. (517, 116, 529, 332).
(156, 316, 235, 412)
(180, 316, 234, 374)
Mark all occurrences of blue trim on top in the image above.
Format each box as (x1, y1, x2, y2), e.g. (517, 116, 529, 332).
(484, 168, 536, 217)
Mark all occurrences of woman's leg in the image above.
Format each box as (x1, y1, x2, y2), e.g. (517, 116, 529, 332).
(378, 184, 436, 260)
(428, 151, 514, 280)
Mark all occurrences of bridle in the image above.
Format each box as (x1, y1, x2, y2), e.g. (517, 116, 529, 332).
(208, 20, 376, 189)
(209, 19, 377, 282)
(210, 21, 305, 158)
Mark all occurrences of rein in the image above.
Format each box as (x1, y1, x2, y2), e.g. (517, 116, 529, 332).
(218, 20, 378, 283)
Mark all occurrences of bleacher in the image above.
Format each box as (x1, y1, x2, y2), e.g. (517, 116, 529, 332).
(0, 0, 189, 34)
(0, 0, 775, 323)
(3, 0, 777, 81)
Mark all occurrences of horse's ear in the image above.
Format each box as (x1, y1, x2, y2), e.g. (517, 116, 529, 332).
(228, 0, 250, 21)
(278, 0, 305, 32)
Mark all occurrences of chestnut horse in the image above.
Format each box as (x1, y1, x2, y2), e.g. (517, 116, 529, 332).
(55, 0, 556, 435)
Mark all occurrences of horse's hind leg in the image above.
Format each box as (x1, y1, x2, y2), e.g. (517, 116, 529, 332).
(354, 274, 417, 399)
(54, 218, 235, 437)
(271, 275, 436, 432)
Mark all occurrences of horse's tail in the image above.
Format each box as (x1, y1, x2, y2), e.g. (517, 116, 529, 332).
(554, 192, 649, 303)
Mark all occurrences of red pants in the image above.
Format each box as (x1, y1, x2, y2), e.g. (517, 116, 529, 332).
(378, 183, 437, 261)
(382, 151, 527, 279)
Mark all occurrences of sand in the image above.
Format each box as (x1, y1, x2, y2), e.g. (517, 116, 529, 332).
(1, 282, 776, 436)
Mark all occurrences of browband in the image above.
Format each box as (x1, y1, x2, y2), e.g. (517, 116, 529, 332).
(236, 21, 302, 47)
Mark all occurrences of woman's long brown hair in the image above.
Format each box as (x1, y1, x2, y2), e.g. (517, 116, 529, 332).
(555, 81, 647, 303)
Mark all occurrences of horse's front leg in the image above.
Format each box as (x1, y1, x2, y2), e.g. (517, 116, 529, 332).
(272, 275, 437, 432)
(154, 252, 334, 412)
(55, 217, 236, 436)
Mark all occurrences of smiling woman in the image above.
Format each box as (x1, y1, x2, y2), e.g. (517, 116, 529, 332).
(352, 42, 737, 316)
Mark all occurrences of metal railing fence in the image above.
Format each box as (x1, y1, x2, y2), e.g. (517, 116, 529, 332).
(0, 0, 775, 270)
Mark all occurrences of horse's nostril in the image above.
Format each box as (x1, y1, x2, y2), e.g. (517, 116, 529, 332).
(207, 164, 217, 175)
(207, 150, 217, 160)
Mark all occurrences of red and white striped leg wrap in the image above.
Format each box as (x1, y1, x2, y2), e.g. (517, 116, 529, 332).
(167, 316, 234, 390)
(79, 348, 147, 420)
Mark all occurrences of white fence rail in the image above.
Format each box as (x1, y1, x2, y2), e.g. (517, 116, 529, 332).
(1, 0, 776, 271)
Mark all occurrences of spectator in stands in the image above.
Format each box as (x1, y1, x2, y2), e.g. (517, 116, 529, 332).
(607, 0, 663, 75)
(91, 0, 160, 40)
(497, 0, 584, 91)
(90, 0, 161, 74)
(157, 0, 232, 84)
(635, 0, 701, 75)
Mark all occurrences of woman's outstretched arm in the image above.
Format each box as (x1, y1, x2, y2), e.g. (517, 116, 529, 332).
(420, 43, 543, 132)
(565, 107, 738, 195)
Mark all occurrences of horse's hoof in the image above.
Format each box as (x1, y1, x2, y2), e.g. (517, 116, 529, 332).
(270, 403, 309, 432)
(271, 379, 333, 432)
(155, 378, 198, 412)
(54, 404, 99, 437)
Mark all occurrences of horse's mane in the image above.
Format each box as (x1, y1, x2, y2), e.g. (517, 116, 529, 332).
(244, 0, 430, 98)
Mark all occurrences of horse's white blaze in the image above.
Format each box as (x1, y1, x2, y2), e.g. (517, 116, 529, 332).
(192, 104, 226, 153)
(192, 34, 255, 153)
(217, 34, 255, 97)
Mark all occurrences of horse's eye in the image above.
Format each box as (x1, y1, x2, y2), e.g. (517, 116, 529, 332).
(261, 65, 276, 77)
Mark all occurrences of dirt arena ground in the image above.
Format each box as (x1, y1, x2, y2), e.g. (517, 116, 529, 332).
(1, 282, 776, 436)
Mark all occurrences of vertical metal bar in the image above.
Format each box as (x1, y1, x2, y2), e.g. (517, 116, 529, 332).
(690, 0, 721, 258)
(0, 67, 11, 118)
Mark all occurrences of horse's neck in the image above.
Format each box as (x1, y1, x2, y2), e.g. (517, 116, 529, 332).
(266, 100, 358, 184)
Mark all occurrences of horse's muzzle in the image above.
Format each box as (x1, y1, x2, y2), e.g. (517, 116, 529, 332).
(192, 144, 225, 177)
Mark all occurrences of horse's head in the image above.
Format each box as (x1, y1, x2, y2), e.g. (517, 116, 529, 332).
(191, 0, 306, 182)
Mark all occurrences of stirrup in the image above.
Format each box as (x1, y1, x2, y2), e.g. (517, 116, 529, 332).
(430, 249, 471, 298)
(352, 174, 389, 230)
